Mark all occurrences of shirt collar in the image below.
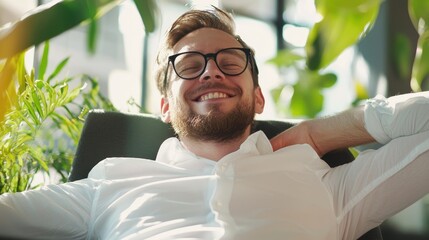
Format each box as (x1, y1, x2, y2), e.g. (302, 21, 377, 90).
(155, 131, 273, 173)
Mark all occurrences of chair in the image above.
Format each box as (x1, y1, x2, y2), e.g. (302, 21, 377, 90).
(70, 110, 383, 240)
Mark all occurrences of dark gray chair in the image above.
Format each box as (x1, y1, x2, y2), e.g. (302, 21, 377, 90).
(69, 110, 383, 240)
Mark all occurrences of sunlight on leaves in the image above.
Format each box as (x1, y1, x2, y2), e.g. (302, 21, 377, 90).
(306, 0, 381, 70)
(0, 42, 116, 194)
(409, 0, 429, 91)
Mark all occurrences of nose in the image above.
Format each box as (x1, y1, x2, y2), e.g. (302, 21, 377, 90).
(199, 59, 224, 81)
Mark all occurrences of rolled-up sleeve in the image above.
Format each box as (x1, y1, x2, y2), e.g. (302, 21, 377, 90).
(325, 92, 429, 239)
(364, 91, 429, 144)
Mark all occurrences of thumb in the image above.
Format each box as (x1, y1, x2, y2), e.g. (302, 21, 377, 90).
(270, 133, 288, 152)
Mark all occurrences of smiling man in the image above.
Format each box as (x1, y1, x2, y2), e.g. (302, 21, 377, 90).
(160, 27, 264, 160)
(0, 7, 429, 240)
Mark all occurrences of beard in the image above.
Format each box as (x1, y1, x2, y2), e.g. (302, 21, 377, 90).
(170, 95, 255, 142)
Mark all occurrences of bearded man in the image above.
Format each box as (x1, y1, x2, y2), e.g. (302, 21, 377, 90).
(0, 7, 429, 240)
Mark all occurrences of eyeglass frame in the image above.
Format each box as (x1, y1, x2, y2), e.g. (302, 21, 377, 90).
(163, 47, 258, 90)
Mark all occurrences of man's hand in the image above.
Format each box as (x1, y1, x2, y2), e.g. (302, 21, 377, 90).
(270, 122, 323, 156)
(270, 107, 375, 156)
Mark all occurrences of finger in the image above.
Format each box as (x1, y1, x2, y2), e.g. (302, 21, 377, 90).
(270, 135, 285, 151)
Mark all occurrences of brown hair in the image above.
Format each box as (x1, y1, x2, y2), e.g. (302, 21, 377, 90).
(155, 7, 259, 96)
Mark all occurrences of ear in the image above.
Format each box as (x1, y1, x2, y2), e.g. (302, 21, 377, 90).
(160, 97, 171, 123)
(254, 87, 265, 114)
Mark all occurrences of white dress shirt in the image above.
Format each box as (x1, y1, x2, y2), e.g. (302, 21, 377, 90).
(0, 92, 429, 240)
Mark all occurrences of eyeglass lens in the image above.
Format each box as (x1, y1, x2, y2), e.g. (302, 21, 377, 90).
(173, 48, 248, 80)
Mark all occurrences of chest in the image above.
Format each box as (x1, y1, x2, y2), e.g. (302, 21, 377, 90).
(90, 155, 337, 239)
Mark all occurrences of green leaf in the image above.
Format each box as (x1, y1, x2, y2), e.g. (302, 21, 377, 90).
(411, 31, 429, 91)
(0, 59, 17, 122)
(0, 1, 87, 58)
(85, 0, 98, 54)
(0, 0, 137, 59)
(31, 88, 44, 119)
(270, 84, 285, 103)
(66, 86, 84, 103)
(133, 0, 157, 33)
(288, 69, 335, 117)
(409, 0, 429, 91)
(267, 49, 304, 68)
(317, 72, 337, 88)
(409, 0, 429, 34)
(392, 33, 412, 79)
(29, 148, 49, 172)
(38, 42, 50, 80)
(14, 134, 33, 148)
(306, 0, 382, 70)
(87, 19, 98, 54)
(47, 57, 70, 83)
(16, 54, 27, 92)
(16, 109, 36, 132)
(22, 97, 40, 125)
(290, 85, 324, 118)
(352, 81, 369, 106)
(290, 79, 321, 118)
(36, 86, 49, 117)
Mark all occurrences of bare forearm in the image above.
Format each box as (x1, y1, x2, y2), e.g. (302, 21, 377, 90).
(315, 92, 429, 152)
(304, 106, 374, 156)
(271, 91, 429, 155)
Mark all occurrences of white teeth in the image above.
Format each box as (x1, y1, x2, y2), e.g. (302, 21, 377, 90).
(200, 92, 228, 101)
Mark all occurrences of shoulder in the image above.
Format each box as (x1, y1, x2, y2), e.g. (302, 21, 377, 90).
(88, 157, 156, 180)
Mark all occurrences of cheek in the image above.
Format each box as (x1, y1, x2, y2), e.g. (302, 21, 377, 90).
(240, 70, 255, 88)
(168, 80, 191, 106)
(169, 80, 185, 99)
(241, 77, 257, 96)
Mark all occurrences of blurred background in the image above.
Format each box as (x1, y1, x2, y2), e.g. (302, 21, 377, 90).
(1, 0, 428, 239)
(3, 0, 420, 118)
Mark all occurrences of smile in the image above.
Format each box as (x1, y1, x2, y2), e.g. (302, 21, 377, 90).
(198, 92, 230, 101)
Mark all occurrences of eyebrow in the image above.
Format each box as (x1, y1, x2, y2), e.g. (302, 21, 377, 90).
(176, 46, 242, 55)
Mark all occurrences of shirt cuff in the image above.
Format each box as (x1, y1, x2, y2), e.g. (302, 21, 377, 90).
(364, 92, 429, 144)
(364, 95, 392, 144)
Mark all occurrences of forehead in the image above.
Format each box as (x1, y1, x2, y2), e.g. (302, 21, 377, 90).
(173, 28, 242, 54)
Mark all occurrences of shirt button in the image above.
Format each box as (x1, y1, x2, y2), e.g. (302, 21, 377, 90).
(220, 164, 226, 172)
(220, 163, 227, 172)
(215, 163, 228, 174)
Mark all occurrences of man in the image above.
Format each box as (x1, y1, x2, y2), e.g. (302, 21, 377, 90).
(1, 7, 429, 240)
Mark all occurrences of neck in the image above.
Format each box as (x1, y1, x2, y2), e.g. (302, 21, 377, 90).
(179, 127, 251, 161)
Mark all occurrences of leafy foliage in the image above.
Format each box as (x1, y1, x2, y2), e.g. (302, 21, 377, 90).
(270, 0, 428, 118)
(268, 49, 337, 118)
(409, 0, 429, 91)
(306, 0, 381, 70)
(0, 43, 115, 193)
(0, 0, 156, 59)
(0, 0, 157, 193)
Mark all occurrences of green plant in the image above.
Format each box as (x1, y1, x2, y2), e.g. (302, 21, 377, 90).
(0, 0, 156, 58)
(305, 0, 381, 71)
(268, 49, 337, 118)
(409, 0, 429, 91)
(0, 42, 116, 193)
(0, 0, 157, 193)
(312, 0, 429, 90)
(270, 0, 429, 118)
(0, 0, 156, 121)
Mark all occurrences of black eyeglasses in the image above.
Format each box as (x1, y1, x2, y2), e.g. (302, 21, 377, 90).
(165, 47, 251, 82)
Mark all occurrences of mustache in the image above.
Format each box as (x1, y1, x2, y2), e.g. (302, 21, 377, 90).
(186, 82, 242, 98)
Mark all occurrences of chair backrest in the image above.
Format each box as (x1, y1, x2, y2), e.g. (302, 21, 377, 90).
(69, 110, 382, 240)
